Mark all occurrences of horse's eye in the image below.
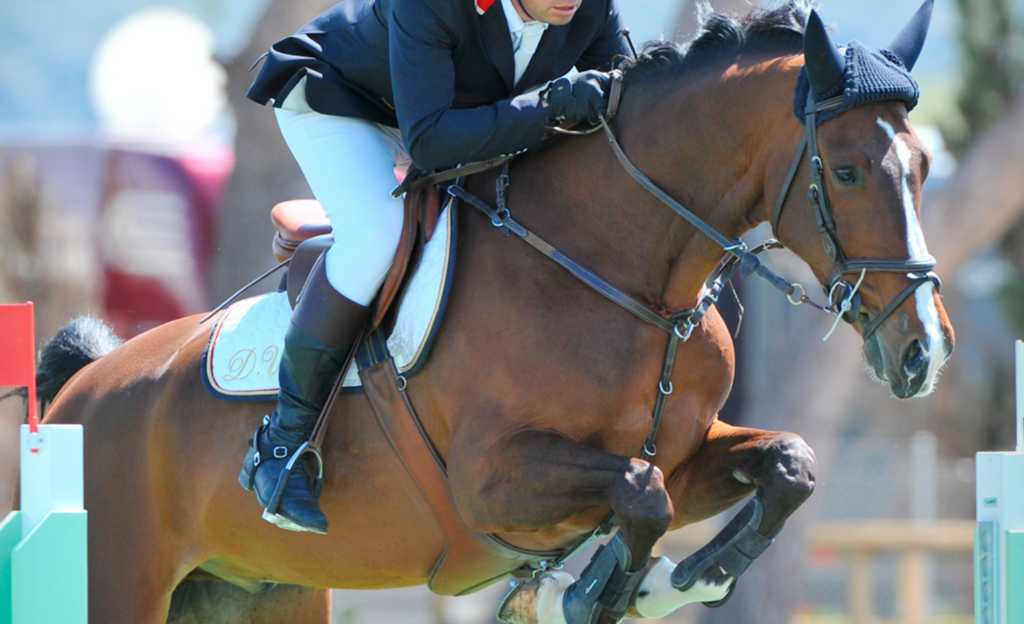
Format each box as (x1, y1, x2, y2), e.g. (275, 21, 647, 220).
(833, 167, 859, 185)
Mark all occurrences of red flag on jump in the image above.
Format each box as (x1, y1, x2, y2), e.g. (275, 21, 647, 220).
(0, 302, 38, 432)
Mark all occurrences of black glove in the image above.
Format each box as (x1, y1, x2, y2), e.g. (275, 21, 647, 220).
(543, 70, 611, 126)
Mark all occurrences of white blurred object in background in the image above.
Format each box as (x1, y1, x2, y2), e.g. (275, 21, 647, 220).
(914, 125, 958, 182)
(88, 8, 227, 142)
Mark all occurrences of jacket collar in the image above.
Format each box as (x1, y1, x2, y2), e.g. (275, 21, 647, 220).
(480, 1, 516, 91)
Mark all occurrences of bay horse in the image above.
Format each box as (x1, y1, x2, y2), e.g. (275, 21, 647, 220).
(26, 2, 953, 622)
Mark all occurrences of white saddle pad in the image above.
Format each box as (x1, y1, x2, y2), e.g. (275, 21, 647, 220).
(202, 202, 456, 400)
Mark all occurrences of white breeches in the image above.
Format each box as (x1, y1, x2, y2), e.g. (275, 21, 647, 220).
(275, 78, 412, 306)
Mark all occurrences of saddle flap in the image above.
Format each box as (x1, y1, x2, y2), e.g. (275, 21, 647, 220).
(372, 184, 445, 328)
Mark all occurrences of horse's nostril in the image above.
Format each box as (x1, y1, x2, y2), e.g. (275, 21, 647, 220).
(902, 339, 927, 378)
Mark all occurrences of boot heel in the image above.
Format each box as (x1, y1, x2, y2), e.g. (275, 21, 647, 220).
(262, 509, 316, 533)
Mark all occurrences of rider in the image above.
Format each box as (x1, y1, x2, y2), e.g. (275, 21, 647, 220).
(239, 0, 630, 534)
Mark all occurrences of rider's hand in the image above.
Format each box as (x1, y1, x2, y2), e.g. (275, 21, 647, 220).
(543, 70, 611, 127)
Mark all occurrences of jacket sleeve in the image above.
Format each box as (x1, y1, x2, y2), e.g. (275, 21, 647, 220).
(389, 0, 549, 171)
(575, 0, 630, 72)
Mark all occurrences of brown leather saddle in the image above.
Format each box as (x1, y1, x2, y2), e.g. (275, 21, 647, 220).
(271, 182, 444, 329)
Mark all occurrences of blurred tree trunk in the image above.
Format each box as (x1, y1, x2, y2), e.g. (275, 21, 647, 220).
(209, 0, 335, 305)
(927, 94, 1024, 269)
(947, 0, 1015, 155)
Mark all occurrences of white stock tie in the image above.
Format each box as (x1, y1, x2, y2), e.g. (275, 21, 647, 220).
(512, 22, 546, 86)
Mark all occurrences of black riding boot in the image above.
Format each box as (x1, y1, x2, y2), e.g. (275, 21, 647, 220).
(238, 259, 369, 534)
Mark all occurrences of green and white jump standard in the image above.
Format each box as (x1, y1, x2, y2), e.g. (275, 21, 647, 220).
(975, 339, 1024, 624)
(0, 303, 88, 624)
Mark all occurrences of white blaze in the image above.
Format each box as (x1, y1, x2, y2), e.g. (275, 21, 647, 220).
(877, 118, 947, 392)
(876, 118, 930, 259)
(915, 281, 945, 393)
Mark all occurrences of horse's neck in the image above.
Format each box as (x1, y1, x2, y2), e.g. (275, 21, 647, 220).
(639, 57, 804, 310)
(493, 135, 685, 313)
(476, 57, 801, 315)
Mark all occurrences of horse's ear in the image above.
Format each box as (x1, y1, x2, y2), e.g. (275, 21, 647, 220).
(803, 10, 846, 97)
(887, 0, 934, 72)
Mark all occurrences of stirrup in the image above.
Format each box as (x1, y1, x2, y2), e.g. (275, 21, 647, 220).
(562, 533, 643, 624)
(264, 441, 325, 516)
(670, 497, 775, 607)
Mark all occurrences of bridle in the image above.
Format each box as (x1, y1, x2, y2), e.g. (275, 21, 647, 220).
(771, 93, 941, 340)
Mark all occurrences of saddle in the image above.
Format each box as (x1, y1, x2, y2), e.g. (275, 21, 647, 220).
(271, 182, 444, 329)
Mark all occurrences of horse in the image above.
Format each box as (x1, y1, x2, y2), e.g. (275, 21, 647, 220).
(26, 2, 953, 622)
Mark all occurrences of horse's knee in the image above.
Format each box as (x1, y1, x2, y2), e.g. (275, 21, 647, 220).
(740, 433, 816, 536)
(612, 461, 674, 554)
(760, 433, 816, 502)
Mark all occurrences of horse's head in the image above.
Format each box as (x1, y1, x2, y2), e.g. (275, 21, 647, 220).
(774, 0, 953, 398)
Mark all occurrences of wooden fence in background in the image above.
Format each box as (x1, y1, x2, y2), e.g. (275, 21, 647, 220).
(660, 520, 976, 624)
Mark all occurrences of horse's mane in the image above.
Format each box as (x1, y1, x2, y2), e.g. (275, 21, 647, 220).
(619, 1, 813, 87)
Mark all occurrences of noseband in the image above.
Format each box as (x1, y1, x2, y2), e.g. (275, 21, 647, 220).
(771, 93, 942, 339)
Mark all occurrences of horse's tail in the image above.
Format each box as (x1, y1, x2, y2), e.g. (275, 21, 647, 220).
(0, 316, 124, 409)
(35, 316, 123, 404)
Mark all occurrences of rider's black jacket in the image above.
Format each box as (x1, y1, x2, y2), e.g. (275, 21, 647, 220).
(247, 0, 627, 170)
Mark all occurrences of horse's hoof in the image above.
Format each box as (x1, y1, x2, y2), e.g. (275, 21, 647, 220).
(625, 556, 736, 619)
(496, 571, 574, 624)
(701, 577, 737, 608)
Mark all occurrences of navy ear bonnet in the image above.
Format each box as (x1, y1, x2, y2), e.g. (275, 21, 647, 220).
(794, 41, 920, 125)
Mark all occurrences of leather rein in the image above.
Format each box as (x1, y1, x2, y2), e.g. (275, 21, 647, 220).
(442, 73, 944, 573)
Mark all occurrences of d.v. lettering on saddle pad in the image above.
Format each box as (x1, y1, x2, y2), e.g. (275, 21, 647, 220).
(202, 203, 457, 400)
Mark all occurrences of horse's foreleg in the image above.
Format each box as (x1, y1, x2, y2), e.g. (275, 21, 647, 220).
(450, 429, 673, 624)
(450, 428, 674, 569)
(627, 419, 816, 618)
(666, 419, 816, 534)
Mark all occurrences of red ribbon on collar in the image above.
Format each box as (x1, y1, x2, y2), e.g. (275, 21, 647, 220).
(476, 0, 497, 15)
